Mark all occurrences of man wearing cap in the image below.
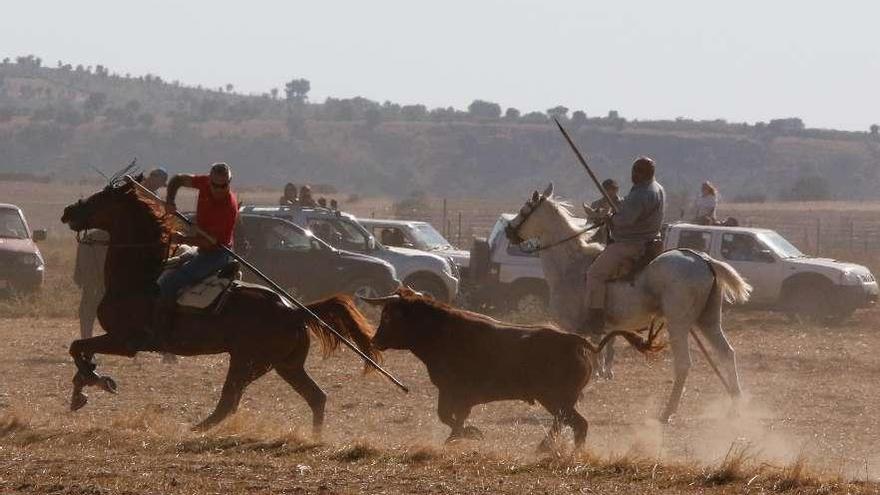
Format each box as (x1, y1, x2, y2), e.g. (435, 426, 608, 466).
(74, 168, 167, 340)
(586, 178, 622, 244)
(583, 157, 665, 334)
(147, 162, 238, 343)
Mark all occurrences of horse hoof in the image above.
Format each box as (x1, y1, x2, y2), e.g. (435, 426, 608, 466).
(98, 376, 118, 394)
(601, 369, 615, 380)
(70, 392, 88, 411)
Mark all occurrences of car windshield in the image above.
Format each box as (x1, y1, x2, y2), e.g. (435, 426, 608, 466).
(411, 224, 452, 250)
(0, 209, 28, 239)
(758, 231, 805, 258)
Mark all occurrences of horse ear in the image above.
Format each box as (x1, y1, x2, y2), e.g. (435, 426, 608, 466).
(542, 182, 554, 198)
(531, 190, 540, 203)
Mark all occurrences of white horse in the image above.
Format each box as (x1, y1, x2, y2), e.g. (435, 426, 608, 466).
(505, 184, 752, 421)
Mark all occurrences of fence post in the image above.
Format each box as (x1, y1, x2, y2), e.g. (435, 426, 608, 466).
(815, 217, 821, 256)
(849, 219, 854, 253)
(457, 212, 462, 247)
(442, 198, 448, 238)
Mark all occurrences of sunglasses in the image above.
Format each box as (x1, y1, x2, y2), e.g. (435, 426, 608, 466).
(211, 180, 230, 189)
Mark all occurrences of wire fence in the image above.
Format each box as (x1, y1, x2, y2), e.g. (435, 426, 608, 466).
(356, 197, 880, 261)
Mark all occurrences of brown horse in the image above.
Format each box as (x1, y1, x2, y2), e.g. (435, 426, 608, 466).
(60, 178, 380, 433)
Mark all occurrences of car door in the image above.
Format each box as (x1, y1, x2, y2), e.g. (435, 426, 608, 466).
(718, 232, 781, 304)
(307, 217, 370, 254)
(241, 217, 327, 299)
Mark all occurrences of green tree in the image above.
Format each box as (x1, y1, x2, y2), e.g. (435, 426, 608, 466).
(571, 110, 587, 127)
(284, 78, 311, 105)
(870, 124, 879, 137)
(401, 104, 427, 121)
(546, 105, 569, 119)
(504, 107, 521, 119)
(468, 99, 501, 119)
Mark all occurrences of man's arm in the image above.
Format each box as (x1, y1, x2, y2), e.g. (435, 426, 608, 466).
(611, 191, 646, 229)
(164, 174, 196, 213)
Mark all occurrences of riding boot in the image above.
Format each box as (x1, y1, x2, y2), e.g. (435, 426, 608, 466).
(583, 308, 606, 336)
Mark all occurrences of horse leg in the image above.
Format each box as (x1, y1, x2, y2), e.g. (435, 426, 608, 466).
(274, 354, 327, 439)
(68, 334, 136, 411)
(600, 336, 616, 379)
(193, 354, 271, 431)
(697, 320, 743, 401)
(659, 322, 692, 423)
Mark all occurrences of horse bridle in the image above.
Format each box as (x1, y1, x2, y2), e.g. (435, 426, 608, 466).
(505, 193, 603, 253)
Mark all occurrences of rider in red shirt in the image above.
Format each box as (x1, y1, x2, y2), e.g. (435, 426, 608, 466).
(146, 162, 239, 342)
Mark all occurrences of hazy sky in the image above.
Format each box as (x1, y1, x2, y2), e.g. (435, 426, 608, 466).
(3, 1, 878, 130)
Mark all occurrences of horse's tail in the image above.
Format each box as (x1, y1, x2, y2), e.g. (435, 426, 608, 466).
(705, 257, 752, 304)
(579, 328, 664, 356)
(300, 295, 382, 374)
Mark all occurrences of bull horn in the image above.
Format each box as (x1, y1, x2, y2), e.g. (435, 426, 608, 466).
(357, 294, 400, 305)
(542, 182, 554, 198)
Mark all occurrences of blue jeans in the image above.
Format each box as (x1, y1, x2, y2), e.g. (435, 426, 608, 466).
(158, 248, 231, 299)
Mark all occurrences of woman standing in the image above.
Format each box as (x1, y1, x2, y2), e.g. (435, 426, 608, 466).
(693, 181, 718, 225)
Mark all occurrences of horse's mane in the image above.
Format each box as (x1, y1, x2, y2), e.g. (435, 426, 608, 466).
(129, 186, 178, 246)
(543, 196, 604, 257)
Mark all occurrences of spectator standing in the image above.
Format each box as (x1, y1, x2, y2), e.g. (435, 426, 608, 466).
(693, 181, 718, 225)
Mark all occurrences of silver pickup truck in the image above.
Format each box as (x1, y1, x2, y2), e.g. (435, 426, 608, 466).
(469, 214, 878, 321)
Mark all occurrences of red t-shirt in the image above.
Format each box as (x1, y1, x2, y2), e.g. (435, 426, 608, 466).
(192, 175, 238, 248)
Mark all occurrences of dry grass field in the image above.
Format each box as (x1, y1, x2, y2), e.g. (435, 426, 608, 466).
(1, 307, 879, 494)
(2, 180, 880, 493)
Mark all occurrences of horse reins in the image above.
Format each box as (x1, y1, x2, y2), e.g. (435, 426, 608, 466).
(522, 222, 604, 254)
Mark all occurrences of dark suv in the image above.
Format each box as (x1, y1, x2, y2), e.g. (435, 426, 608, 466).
(0, 204, 46, 294)
(234, 213, 399, 302)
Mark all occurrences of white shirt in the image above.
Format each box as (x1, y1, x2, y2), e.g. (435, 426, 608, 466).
(693, 194, 717, 218)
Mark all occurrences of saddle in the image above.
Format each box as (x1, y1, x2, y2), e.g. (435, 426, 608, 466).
(165, 260, 244, 315)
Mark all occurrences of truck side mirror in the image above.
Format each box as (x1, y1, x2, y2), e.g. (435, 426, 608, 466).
(366, 236, 376, 251)
(32, 229, 47, 242)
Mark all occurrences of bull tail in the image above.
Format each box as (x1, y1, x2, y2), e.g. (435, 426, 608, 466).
(299, 295, 382, 374)
(705, 257, 752, 304)
(580, 328, 664, 356)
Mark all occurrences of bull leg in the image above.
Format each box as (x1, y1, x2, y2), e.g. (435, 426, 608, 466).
(275, 357, 327, 439)
(68, 334, 136, 411)
(537, 413, 563, 453)
(438, 393, 478, 442)
(563, 407, 589, 449)
(193, 354, 271, 431)
(659, 323, 692, 423)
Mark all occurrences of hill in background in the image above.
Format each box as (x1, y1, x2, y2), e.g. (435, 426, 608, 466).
(2, 54, 879, 202)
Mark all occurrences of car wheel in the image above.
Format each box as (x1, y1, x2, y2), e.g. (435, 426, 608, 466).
(404, 275, 447, 302)
(510, 284, 549, 315)
(783, 282, 833, 324)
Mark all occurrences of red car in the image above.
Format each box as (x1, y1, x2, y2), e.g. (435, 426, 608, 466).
(0, 204, 46, 294)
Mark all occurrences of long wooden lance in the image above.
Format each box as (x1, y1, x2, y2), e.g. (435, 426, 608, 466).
(124, 175, 409, 393)
(552, 117, 618, 214)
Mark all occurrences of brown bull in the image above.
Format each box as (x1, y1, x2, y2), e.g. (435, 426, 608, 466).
(362, 287, 661, 449)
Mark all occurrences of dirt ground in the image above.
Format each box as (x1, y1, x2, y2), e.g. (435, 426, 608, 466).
(1, 305, 878, 494)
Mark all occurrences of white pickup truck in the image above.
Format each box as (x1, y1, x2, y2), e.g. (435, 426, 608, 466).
(469, 216, 878, 321)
